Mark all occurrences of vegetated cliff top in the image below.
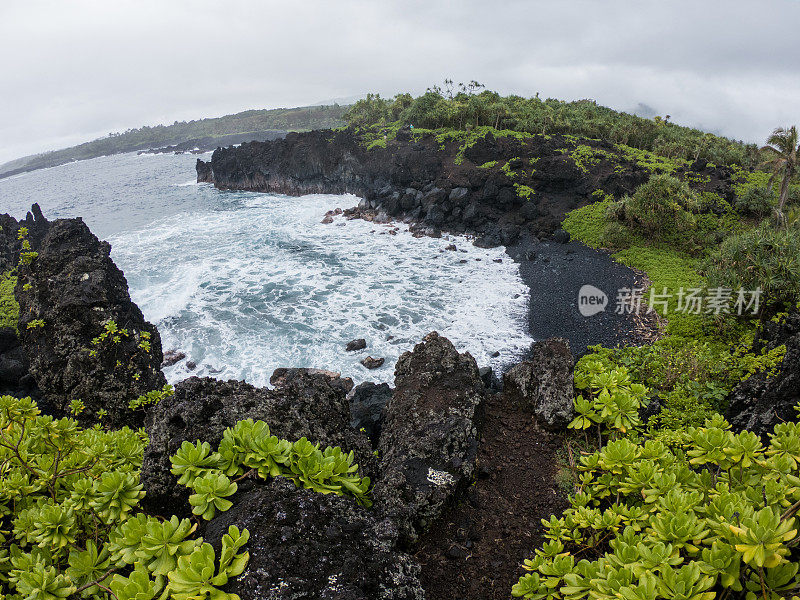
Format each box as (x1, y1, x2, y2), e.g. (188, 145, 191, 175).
(343, 87, 761, 169)
(0, 103, 348, 179)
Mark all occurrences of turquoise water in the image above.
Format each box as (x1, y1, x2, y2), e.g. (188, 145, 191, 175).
(0, 151, 533, 385)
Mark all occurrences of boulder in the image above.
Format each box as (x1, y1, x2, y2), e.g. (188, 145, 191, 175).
(361, 356, 385, 369)
(346, 338, 367, 352)
(552, 229, 571, 244)
(15, 210, 165, 428)
(140, 375, 373, 515)
(203, 481, 423, 600)
(349, 382, 392, 446)
(726, 314, 800, 437)
(375, 332, 485, 544)
(0, 328, 32, 396)
(449, 187, 468, 202)
(503, 338, 575, 430)
(161, 350, 186, 367)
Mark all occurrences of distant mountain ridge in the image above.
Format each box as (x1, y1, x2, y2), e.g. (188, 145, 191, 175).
(0, 104, 348, 179)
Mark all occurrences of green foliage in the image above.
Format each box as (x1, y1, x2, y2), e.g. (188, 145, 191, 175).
(26, 318, 45, 329)
(515, 184, 537, 200)
(615, 174, 706, 249)
(706, 223, 800, 315)
(735, 186, 776, 218)
(571, 144, 611, 174)
(188, 473, 237, 521)
(568, 361, 648, 442)
(168, 527, 249, 600)
(513, 411, 800, 600)
(342, 84, 758, 167)
(129, 384, 174, 411)
(171, 419, 372, 513)
(0, 270, 18, 331)
(0, 394, 248, 600)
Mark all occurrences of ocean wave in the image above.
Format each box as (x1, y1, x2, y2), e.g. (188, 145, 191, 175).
(110, 193, 533, 387)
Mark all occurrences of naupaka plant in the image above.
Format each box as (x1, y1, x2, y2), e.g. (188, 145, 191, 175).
(170, 418, 372, 511)
(514, 406, 800, 600)
(0, 394, 248, 600)
(568, 359, 648, 444)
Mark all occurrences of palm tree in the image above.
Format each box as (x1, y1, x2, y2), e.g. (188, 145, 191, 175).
(761, 125, 799, 222)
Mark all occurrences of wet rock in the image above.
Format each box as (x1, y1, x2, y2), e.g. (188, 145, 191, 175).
(15, 210, 165, 428)
(203, 481, 423, 600)
(346, 338, 367, 352)
(503, 338, 575, 430)
(478, 366, 501, 391)
(349, 382, 392, 446)
(140, 375, 373, 516)
(376, 332, 485, 544)
(727, 314, 800, 437)
(361, 356, 385, 369)
(161, 350, 186, 367)
(186, 360, 197, 370)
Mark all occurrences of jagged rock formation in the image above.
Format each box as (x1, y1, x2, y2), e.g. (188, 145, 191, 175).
(502, 337, 575, 430)
(204, 480, 424, 600)
(727, 314, 800, 437)
(197, 127, 735, 245)
(375, 332, 485, 545)
(140, 374, 375, 515)
(5, 206, 165, 427)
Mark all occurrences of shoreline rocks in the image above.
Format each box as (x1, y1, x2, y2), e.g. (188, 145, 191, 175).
(196, 128, 654, 245)
(361, 356, 385, 369)
(346, 338, 367, 352)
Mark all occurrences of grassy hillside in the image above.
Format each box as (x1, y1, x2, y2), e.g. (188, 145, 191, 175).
(0, 104, 347, 178)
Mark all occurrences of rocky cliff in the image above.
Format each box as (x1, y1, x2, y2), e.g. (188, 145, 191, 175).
(1, 205, 166, 427)
(197, 127, 735, 245)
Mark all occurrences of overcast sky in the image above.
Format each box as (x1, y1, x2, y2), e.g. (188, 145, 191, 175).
(1, 0, 799, 165)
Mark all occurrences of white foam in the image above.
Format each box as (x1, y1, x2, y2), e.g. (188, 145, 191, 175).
(110, 193, 533, 387)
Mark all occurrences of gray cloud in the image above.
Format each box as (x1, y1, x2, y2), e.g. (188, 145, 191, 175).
(1, 0, 798, 164)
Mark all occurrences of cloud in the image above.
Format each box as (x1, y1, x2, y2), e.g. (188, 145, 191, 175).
(0, 0, 798, 164)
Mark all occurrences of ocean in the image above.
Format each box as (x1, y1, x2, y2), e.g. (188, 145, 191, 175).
(0, 151, 534, 385)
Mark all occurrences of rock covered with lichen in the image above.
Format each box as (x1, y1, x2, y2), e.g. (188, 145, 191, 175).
(375, 331, 485, 544)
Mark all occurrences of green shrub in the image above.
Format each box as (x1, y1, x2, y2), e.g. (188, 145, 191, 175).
(617, 174, 700, 243)
(0, 394, 248, 600)
(706, 224, 800, 315)
(513, 410, 800, 600)
(170, 419, 372, 512)
(0, 270, 18, 331)
(736, 186, 776, 218)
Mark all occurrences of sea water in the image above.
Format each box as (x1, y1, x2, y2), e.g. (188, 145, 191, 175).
(0, 151, 533, 385)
